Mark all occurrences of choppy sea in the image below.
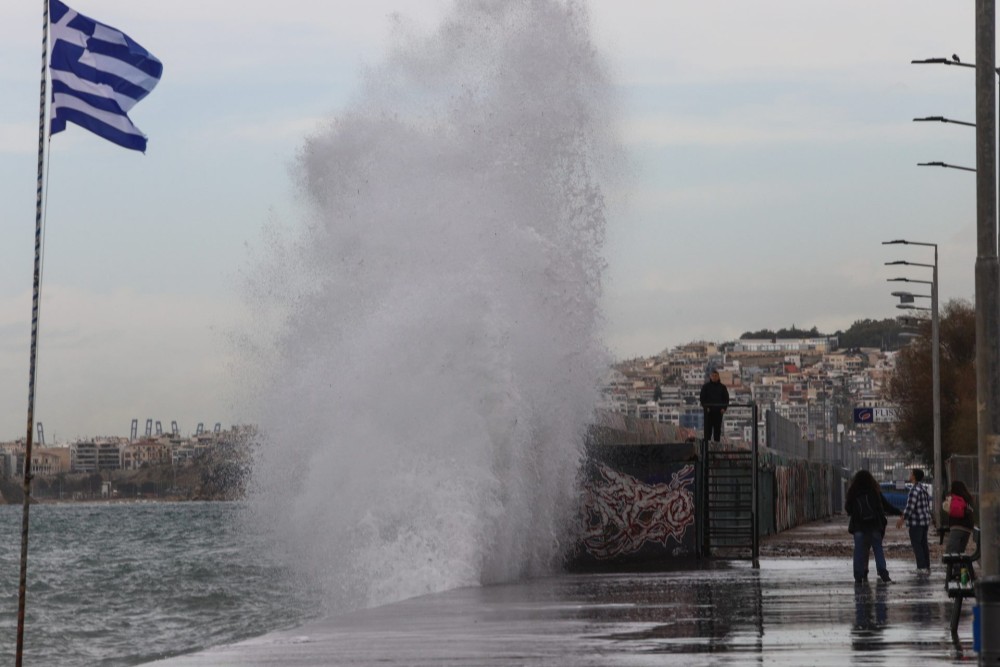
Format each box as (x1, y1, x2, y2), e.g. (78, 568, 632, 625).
(0, 502, 317, 666)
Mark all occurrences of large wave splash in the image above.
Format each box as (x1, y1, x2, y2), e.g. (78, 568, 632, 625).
(242, 0, 618, 612)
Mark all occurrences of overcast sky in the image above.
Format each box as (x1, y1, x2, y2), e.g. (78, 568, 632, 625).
(0, 1, 982, 440)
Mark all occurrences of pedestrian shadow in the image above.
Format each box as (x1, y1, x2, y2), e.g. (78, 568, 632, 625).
(851, 581, 888, 650)
(595, 570, 764, 655)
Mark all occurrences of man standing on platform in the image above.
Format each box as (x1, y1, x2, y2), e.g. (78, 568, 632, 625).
(896, 467, 933, 574)
(699, 369, 729, 443)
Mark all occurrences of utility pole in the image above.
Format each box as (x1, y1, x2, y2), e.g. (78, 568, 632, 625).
(975, 0, 1000, 661)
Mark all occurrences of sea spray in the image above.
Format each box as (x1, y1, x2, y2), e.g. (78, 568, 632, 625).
(241, 0, 618, 612)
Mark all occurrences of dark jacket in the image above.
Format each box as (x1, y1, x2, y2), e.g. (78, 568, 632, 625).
(699, 380, 729, 413)
(846, 489, 901, 534)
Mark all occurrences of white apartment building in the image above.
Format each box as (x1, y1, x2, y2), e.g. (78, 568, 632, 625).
(681, 367, 707, 385)
(657, 408, 681, 426)
(638, 401, 658, 421)
(733, 337, 837, 353)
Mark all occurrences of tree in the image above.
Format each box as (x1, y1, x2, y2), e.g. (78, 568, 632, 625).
(740, 328, 777, 339)
(834, 318, 909, 350)
(740, 325, 825, 339)
(886, 299, 977, 465)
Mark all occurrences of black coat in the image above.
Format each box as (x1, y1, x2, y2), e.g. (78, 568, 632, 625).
(846, 489, 901, 534)
(699, 380, 729, 413)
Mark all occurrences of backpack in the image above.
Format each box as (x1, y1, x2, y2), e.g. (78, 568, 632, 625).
(949, 494, 968, 519)
(856, 495, 877, 522)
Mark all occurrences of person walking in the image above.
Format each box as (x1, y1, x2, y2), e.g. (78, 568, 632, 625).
(699, 369, 729, 443)
(846, 470, 902, 583)
(895, 468, 932, 574)
(943, 480, 976, 554)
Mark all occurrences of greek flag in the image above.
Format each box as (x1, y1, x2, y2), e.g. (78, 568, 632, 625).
(49, 0, 163, 152)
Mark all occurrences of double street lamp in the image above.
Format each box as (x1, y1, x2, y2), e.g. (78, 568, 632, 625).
(910, 56, 981, 173)
(883, 240, 943, 528)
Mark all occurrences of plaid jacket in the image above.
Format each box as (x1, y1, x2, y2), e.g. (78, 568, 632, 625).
(902, 482, 932, 527)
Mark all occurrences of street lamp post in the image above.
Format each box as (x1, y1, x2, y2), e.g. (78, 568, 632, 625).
(910, 46, 1000, 445)
(913, 21, 1000, 657)
(883, 241, 942, 530)
(975, 6, 1000, 660)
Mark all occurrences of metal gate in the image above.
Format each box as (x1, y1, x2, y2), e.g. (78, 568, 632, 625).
(699, 403, 759, 566)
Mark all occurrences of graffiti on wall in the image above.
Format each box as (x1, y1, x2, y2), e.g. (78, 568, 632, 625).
(581, 463, 696, 559)
(772, 459, 832, 532)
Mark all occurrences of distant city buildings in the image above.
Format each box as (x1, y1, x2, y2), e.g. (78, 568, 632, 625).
(600, 337, 899, 466)
(0, 425, 255, 479)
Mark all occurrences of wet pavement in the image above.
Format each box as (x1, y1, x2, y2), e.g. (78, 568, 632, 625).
(149, 520, 978, 666)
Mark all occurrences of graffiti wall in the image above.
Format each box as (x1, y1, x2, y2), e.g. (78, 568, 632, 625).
(572, 443, 700, 568)
(767, 455, 834, 533)
(570, 440, 838, 567)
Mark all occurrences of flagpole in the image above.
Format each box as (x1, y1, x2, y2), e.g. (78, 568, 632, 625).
(17, 0, 51, 662)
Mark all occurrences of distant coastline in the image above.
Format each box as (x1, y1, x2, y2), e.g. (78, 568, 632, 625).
(0, 458, 246, 505)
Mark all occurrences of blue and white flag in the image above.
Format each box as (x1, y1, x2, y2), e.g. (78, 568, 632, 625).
(49, 0, 163, 152)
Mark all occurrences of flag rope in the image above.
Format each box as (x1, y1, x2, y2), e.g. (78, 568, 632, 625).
(16, 0, 51, 662)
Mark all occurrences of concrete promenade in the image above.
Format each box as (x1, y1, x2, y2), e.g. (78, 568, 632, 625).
(149, 518, 979, 666)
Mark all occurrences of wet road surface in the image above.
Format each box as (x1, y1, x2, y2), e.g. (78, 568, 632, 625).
(148, 551, 977, 666)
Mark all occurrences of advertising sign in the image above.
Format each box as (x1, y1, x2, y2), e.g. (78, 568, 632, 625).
(853, 407, 899, 424)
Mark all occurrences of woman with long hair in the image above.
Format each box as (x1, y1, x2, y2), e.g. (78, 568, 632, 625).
(944, 480, 975, 554)
(845, 470, 901, 583)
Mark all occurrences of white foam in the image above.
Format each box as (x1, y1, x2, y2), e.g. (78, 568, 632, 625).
(238, 0, 618, 613)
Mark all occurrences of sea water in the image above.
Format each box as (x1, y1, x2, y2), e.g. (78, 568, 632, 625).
(239, 0, 617, 615)
(0, 502, 313, 666)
